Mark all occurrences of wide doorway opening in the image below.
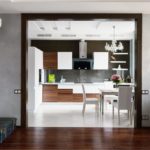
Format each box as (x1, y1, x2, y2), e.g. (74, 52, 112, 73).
(21, 14, 142, 128)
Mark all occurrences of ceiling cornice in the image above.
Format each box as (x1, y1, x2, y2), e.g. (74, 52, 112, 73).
(0, 1, 150, 14)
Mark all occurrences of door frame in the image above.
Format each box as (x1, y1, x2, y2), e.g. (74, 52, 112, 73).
(21, 13, 142, 128)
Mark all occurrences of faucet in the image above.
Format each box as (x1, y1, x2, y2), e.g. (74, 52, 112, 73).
(60, 75, 66, 83)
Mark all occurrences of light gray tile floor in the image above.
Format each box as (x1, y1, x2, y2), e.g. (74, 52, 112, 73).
(28, 102, 134, 128)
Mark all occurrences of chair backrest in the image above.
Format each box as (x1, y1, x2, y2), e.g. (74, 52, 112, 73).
(82, 84, 86, 102)
(118, 86, 132, 110)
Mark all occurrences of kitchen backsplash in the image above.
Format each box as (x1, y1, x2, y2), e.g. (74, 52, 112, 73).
(46, 70, 116, 83)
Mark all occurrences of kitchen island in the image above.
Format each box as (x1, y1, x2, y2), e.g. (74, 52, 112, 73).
(42, 82, 102, 102)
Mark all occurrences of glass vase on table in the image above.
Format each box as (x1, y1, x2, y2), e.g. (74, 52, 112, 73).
(113, 80, 120, 88)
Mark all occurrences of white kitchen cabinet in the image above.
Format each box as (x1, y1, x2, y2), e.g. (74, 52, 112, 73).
(93, 52, 109, 70)
(28, 47, 43, 112)
(58, 52, 72, 69)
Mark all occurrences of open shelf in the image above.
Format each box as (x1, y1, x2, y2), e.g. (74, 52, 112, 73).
(113, 52, 128, 55)
(110, 61, 126, 63)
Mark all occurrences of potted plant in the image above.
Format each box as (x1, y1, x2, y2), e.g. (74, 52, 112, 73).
(111, 74, 121, 87)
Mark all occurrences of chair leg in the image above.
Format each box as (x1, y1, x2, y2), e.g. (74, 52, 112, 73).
(129, 109, 132, 125)
(131, 102, 134, 124)
(100, 99, 102, 114)
(118, 109, 120, 125)
(112, 106, 114, 119)
(82, 103, 86, 116)
(127, 109, 129, 119)
(96, 104, 99, 118)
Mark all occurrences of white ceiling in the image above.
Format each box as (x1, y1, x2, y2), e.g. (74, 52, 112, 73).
(0, 0, 150, 13)
(28, 20, 135, 40)
(7, 0, 150, 1)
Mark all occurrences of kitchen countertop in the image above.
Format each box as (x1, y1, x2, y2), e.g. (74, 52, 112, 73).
(41, 82, 104, 85)
(41, 82, 106, 94)
(42, 82, 75, 85)
(42, 82, 135, 85)
(41, 82, 135, 94)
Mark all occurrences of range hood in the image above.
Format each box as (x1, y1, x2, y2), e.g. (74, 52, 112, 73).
(73, 40, 93, 70)
(73, 58, 93, 70)
(79, 40, 87, 58)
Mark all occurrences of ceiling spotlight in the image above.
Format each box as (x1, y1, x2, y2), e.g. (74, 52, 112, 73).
(35, 21, 45, 31)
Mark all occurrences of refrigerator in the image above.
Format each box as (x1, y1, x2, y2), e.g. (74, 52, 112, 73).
(28, 47, 43, 112)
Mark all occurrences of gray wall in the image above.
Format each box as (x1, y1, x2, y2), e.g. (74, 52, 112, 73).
(0, 14, 21, 125)
(0, 14, 150, 127)
(142, 15, 150, 127)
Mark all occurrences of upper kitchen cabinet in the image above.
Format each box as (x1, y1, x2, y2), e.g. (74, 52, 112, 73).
(43, 52, 57, 69)
(93, 52, 109, 70)
(58, 52, 73, 70)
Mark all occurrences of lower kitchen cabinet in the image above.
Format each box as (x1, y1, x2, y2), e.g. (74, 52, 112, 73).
(43, 85, 58, 102)
(42, 85, 83, 102)
(58, 89, 73, 102)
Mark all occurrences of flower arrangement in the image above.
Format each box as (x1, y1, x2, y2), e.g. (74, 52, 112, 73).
(111, 74, 121, 84)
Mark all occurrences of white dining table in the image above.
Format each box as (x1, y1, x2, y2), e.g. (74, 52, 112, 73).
(99, 87, 135, 115)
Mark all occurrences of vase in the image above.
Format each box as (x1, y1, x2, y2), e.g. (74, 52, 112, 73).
(113, 82, 119, 88)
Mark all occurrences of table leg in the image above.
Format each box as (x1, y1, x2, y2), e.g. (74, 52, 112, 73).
(99, 94, 104, 115)
(101, 95, 104, 115)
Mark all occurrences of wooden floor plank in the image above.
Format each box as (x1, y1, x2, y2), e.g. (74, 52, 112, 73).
(0, 128, 150, 150)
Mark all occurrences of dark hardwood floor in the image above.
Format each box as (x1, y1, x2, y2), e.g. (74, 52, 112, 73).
(0, 127, 150, 150)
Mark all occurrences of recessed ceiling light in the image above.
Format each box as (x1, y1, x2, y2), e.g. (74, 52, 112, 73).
(35, 21, 45, 31)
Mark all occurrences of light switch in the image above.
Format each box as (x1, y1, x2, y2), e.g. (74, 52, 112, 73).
(14, 89, 21, 94)
(142, 90, 149, 95)
(14, 89, 18, 94)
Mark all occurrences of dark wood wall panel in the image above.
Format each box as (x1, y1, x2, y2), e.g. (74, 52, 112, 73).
(87, 40, 130, 58)
(44, 52, 57, 69)
(31, 40, 79, 58)
(33, 40, 130, 72)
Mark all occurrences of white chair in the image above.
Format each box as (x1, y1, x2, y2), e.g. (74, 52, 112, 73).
(112, 86, 133, 124)
(82, 84, 100, 117)
(103, 81, 117, 110)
